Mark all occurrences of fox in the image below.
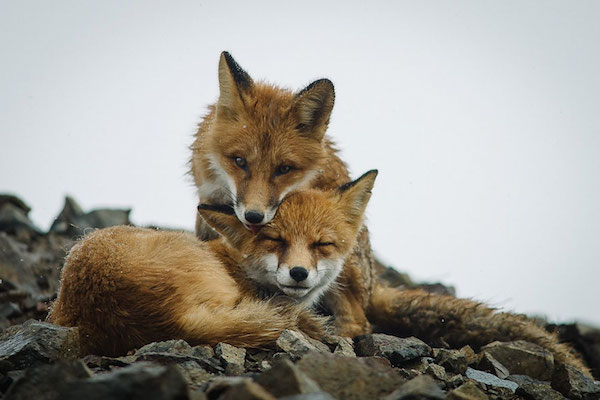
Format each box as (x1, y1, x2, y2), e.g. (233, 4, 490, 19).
(48, 171, 377, 357)
(49, 171, 589, 375)
(190, 51, 377, 338)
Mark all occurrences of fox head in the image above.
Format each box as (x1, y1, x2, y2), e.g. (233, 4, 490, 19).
(198, 170, 377, 307)
(205, 51, 335, 229)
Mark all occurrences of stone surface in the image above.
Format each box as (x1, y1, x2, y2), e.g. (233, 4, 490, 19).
(256, 358, 321, 398)
(296, 352, 405, 400)
(478, 352, 510, 379)
(508, 374, 567, 400)
(354, 334, 432, 366)
(0, 195, 42, 240)
(0, 320, 80, 369)
(3, 360, 92, 400)
(218, 379, 275, 400)
(447, 381, 489, 400)
(551, 363, 600, 400)
(276, 330, 328, 361)
(215, 342, 246, 375)
(481, 340, 555, 380)
(435, 348, 469, 374)
(382, 375, 445, 400)
(60, 362, 189, 400)
(465, 367, 518, 392)
(49, 196, 131, 237)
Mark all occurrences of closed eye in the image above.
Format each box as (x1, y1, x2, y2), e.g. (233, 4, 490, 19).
(262, 235, 286, 244)
(314, 242, 335, 247)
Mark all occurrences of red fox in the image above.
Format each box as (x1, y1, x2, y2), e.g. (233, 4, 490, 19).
(190, 51, 377, 338)
(49, 171, 377, 357)
(49, 171, 589, 375)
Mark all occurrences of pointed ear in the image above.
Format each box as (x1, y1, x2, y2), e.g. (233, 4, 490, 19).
(337, 170, 378, 225)
(291, 79, 335, 141)
(217, 51, 254, 120)
(197, 204, 252, 248)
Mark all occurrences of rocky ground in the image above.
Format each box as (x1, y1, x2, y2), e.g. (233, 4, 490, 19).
(0, 193, 599, 399)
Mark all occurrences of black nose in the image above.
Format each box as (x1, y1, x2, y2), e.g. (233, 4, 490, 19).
(244, 210, 264, 224)
(289, 266, 309, 282)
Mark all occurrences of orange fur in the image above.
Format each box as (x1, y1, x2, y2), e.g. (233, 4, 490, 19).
(49, 172, 377, 356)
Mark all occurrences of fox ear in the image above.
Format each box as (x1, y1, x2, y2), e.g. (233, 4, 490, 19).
(337, 170, 378, 225)
(291, 79, 335, 141)
(217, 51, 254, 120)
(197, 204, 251, 248)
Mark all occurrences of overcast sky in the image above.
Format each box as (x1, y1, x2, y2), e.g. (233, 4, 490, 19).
(2, 1, 599, 325)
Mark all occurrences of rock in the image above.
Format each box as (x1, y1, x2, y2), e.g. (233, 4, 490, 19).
(435, 348, 469, 374)
(278, 393, 336, 400)
(0, 320, 80, 369)
(60, 362, 189, 400)
(551, 323, 600, 379)
(49, 196, 131, 237)
(447, 381, 488, 400)
(382, 375, 445, 400)
(425, 363, 449, 381)
(192, 345, 214, 359)
(477, 352, 510, 379)
(0, 195, 42, 240)
(135, 339, 193, 356)
(330, 337, 356, 357)
(256, 359, 321, 398)
(3, 360, 92, 400)
(551, 363, 600, 400)
(174, 361, 213, 387)
(215, 379, 274, 400)
(275, 330, 329, 361)
(215, 342, 246, 375)
(464, 367, 518, 392)
(354, 334, 432, 366)
(296, 352, 406, 400)
(460, 345, 478, 365)
(508, 374, 566, 400)
(481, 340, 554, 380)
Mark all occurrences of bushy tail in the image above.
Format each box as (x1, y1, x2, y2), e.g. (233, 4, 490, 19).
(178, 298, 328, 348)
(368, 285, 589, 374)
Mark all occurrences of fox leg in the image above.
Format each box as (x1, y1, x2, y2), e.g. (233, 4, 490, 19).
(368, 285, 590, 375)
(324, 289, 372, 338)
(177, 298, 328, 348)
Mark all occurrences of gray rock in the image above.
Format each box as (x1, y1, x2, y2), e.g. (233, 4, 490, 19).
(49, 196, 131, 237)
(278, 393, 336, 400)
(331, 336, 356, 357)
(435, 348, 469, 374)
(0, 195, 43, 240)
(382, 375, 445, 400)
(174, 361, 213, 387)
(425, 362, 449, 381)
(60, 362, 189, 400)
(256, 358, 321, 398)
(276, 330, 328, 361)
(296, 352, 406, 400)
(354, 334, 432, 366)
(465, 367, 518, 392)
(551, 363, 600, 400)
(217, 379, 275, 400)
(135, 339, 194, 356)
(3, 360, 92, 400)
(0, 320, 80, 369)
(447, 381, 488, 400)
(477, 352, 510, 379)
(215, 342, 246, 375)
(508, 374, 567, 400)
(481, 340, 554, 380)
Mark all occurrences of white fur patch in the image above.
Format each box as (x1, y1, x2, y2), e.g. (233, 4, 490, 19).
(278, 169, 318, 202)
(205, 154, 237, 202)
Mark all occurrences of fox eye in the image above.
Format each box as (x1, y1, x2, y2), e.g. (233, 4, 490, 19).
(275, 165, 292, 176)
(263, 235, 285, 244)
(233, 157, 247, 169)
(314, 242, 335, 247)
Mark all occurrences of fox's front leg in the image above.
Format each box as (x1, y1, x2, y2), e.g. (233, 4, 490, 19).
(327, 290, 372, 337)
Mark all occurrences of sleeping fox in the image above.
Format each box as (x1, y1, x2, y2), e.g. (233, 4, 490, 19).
(49, 171, 589, 375)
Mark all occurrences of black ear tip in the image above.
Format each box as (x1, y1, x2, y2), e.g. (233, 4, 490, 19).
(197, 204, 236, 215)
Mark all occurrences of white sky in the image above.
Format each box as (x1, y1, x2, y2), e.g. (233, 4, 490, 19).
(2, 1, 599, 325)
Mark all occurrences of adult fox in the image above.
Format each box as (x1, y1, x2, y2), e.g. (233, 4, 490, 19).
(190, 52, 375, 337)
(49, 171, 589, 375)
